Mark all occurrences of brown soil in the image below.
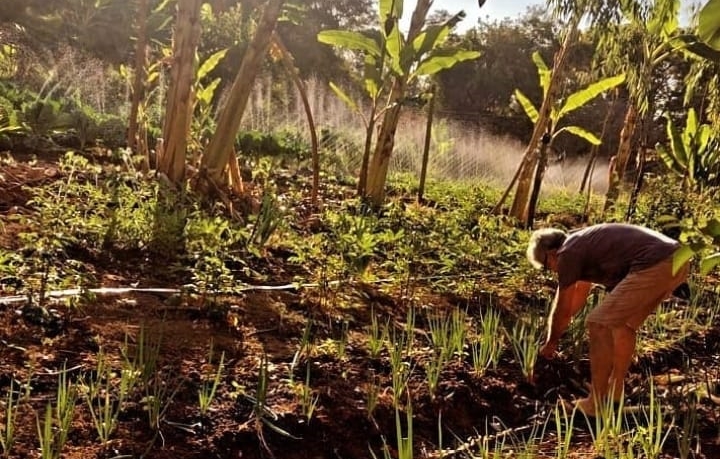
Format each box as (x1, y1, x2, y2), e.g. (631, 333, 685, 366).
(0, 158, 719, 459)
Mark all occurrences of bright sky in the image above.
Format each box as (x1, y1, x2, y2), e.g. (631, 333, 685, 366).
(422, 0, 703, 30)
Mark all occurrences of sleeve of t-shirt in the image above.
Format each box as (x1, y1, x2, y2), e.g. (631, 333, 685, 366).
(557, 251, 581, 289)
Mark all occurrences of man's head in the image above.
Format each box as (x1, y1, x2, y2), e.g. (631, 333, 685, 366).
(527, 228, 567, 272)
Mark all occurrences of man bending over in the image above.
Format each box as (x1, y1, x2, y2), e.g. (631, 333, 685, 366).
(526, 223, 689, 416)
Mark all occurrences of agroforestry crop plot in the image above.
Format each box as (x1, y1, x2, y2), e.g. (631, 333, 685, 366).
(0, 158, 719, 459)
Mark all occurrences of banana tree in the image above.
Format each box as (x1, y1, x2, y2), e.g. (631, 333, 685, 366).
(513, 51, 625, 227)
(698, 0, 720, 50)
(318, 0, 480, 208)
(492, 18, 581, 221)
(198, 0, 285, 193)
(158, 0, 203, 184)
(657, 108, 720, 190)
(600, 0, 683, 212)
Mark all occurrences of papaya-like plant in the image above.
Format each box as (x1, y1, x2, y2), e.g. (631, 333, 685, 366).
(656, 108, 720, 191)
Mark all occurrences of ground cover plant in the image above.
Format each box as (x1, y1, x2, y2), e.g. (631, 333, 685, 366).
(1, 0, 720, 458)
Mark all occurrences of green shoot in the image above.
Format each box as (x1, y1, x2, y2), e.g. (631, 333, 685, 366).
(0, 380, 17, 458)
(198, 344, 225, 416)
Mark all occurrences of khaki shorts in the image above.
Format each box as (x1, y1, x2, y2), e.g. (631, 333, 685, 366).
(585, 256, 690, 331)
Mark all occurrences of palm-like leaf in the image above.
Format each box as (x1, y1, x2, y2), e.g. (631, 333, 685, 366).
(555, 74, 625, 119)
(514, 89, 539, 124)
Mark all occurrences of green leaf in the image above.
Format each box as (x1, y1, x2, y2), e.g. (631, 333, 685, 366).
(673, 245, 695, 275)
(384, 24, 404, 76)
(700, 253, 720, 275)
(702, 218, 720, 237)
(197, 78, 221, 105)
(513, 89, 539, 124)
(698, 0, 720, 50)
(412, 24, 449, 58)
(555, 125, 602, 145)
(414, 50, 480, 77)
(379, 0, 403, 27)
(656, 143, 681, 173)
(666, 115, 688, 168)
(363, 56, 382, 99)
(647, 0, 679, 38)
(197, 49, 228, 81)
(317, 30, 381, 56)
(531, 51, 551, 98)
(328, 82, 359, 113)
(556, 74, 625, 120)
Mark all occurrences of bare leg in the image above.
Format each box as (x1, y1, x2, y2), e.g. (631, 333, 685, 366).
(576, 321, 614, 415)
(609, 325, 636, 400)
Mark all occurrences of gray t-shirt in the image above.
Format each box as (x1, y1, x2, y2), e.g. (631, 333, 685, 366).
(557, 223, 679, 289)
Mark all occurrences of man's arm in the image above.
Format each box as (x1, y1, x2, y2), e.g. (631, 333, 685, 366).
(541, 281, 592, 355)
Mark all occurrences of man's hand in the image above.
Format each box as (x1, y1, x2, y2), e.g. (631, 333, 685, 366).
(539, 340, 558, 359)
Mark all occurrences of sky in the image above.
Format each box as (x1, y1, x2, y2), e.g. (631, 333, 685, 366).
(420, 0, 702, 30)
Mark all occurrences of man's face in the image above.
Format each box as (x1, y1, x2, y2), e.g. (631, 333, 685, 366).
(544, 250, 559, 273)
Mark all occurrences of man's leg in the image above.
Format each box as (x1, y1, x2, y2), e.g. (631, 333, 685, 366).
(609, 325, 637, 399)
(577, 257, 689, 415)
(575, 320, 614, 415)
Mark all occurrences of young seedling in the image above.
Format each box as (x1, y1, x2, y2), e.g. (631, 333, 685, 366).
(198, 343, 225, 416)
(471, 307, 504, 375)
(54, 364, 77, 455)
(367, 308, 389, 359)
(506, 319, 542, 383)
(425, 349, 445, 398)
(83, 350, 130, 446)
(299, 362, 319, 423)
(631, 379, 673, 459)
(0, 380, 17, 458)
(36, 403, 56, 459)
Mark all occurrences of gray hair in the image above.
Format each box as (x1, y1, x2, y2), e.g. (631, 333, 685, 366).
(526, 228, 568, 269)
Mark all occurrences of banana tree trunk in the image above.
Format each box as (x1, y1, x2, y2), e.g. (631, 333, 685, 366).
(199, 0, 285, 192)
(273, 33, 320, 206)
(603, 103, 638, 213)
(365, 81, 404, 207)
(494, 22, 579, 220)
(525, 132, 552, 228)
(158, 0, 202, 184)
(364, 0, 433, 208)
(128, 0, 149, 169)
(417, 85, 436, 203)
(357, 110, 377, 196)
